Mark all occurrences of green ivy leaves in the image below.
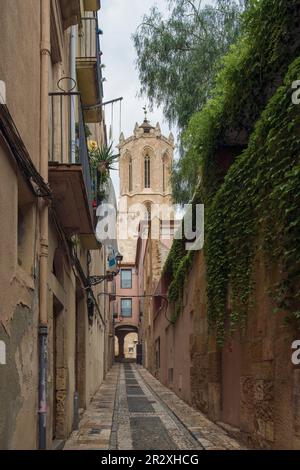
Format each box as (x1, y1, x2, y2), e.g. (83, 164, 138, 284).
(205, 56, 300, 343)
(164, 1, 300, 344)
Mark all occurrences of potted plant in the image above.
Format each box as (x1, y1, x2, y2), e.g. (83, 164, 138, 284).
(88, 142, 119, 204)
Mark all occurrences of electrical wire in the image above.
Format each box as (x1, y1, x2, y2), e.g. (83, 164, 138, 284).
(0, 104, 51, 198)
(110, 101, 114, 143)
(98, 292, 174, 325)
(99, 293, 167, 300)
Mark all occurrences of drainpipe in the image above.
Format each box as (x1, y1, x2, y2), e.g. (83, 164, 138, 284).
(70, 25, 77, 163)
(38, 0, 51, 450)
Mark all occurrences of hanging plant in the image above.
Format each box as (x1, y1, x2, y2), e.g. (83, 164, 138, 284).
(88, 142, 119, 204)
(89, 142, 119, 174)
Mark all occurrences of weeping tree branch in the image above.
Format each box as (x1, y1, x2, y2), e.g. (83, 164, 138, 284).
(133, 0, 245, 203)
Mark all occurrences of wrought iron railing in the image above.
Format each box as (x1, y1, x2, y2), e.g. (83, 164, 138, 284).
(78, 16, 103, 100)
(48, 91, 94, 214)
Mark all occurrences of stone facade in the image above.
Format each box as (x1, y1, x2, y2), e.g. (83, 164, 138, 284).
(118, 120, 174, 201)
(138, 233, 173, 372)
(117, 119, 174, 264)
(150, 249, 300, 449)
(0, 0, 114, 449)
(115, 119, 174, 363)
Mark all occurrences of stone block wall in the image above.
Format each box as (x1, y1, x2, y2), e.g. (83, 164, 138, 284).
(152, 249, 300, 449)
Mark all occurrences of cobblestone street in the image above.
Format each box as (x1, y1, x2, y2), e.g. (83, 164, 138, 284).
(64, 364, 244, 451)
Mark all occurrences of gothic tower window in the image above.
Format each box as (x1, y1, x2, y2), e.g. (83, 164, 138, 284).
(144, 155, 150, 188)
(163, 159, 166, 193)
(129, 157, 133, 192)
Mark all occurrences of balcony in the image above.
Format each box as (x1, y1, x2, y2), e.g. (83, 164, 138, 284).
(76, 16, 103, 123)
(84, 0, 101, 11)
(48, 92, 100, 249)
(60, 0, 81, 30)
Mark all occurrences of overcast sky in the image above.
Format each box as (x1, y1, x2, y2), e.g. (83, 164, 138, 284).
(99, 0, 174, 195)
(99, 0, 215, 195)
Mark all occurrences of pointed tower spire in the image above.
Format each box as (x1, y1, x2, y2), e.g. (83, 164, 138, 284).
(155, 122, 161, 137)
(119, 132, 125, 144)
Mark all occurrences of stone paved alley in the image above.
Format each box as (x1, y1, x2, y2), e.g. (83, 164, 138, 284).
(64, 364, 244, 451)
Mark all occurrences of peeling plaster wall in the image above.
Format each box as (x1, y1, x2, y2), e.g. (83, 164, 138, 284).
(0, 1, 41, 449)
(0, 145, 39, 449)
(0, 0, 111, 449)
(0, 304, 38, 450)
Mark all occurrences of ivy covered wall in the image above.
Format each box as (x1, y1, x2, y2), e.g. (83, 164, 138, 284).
(165, 0, 300, 343)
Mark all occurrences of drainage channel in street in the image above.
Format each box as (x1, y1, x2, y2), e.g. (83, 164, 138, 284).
(111, 363, 202, 451)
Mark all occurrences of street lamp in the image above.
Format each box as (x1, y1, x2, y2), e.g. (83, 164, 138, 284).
(88, 251, 123, 286)
(115, 252, 123, 264)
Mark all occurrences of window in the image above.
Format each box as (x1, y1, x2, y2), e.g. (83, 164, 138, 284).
(121, 269, 132, 289)
(163, 159, 166, 192)
(121, 299, 132, 317)
(144, 155, 150, 188)
(129, 157, 133, 192)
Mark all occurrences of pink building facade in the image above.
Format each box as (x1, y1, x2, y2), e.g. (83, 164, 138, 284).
(114, 262, 140, 360)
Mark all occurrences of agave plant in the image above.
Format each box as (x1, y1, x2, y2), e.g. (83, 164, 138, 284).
(89, 142, 119, 204)
(89, 142, 119, 175)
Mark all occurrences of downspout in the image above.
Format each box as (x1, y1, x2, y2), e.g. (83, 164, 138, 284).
(39, 0, 50, 450)
(70, 25, 77, 163)
(70, 24, 79, 428)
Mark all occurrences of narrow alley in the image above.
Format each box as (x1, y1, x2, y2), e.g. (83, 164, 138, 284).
(1, 0, 300, 456)
(64, 364, 244, 451)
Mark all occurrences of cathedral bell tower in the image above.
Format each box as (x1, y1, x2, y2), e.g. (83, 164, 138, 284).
(117, 114, 174, 263)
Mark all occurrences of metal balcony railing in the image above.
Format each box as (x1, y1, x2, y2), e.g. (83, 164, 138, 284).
(49, 91, 95, 213)
(78, 16, 103, 100)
